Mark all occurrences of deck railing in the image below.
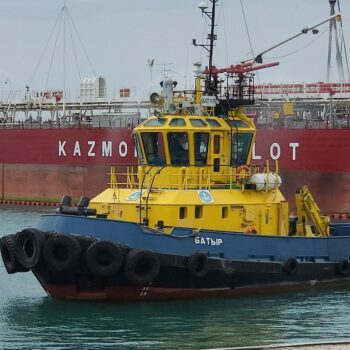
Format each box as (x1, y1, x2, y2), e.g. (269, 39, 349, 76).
(108, 162, 280, 192)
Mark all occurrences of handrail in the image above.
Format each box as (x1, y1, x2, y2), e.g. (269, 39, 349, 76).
(138, 165, 154, 225)
(143, 166, 166, 223)
(108, 163, 281, 191)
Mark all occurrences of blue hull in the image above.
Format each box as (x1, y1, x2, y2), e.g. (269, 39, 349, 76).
(2, 213, 350, 301)
(36, 214, 350, 263)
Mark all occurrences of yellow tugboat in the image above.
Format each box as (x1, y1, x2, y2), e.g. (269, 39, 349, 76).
(1, 0, 350, 301)
(92, 78, 287, 236)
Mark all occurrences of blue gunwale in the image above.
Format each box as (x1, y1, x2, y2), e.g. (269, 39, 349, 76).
(35, 214, 350, 263)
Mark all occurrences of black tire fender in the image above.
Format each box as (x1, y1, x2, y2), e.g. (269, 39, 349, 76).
(124, 249, 160, 285)
(43, 234, 81, 273)
(337, 260, 350, 275)
(187, 252, 208, 278)
(283, 258, 298, 274)
(15, 228, 45, 269)
(85, 240, 123, 278)
(77, 235, 97, 252)
(1, 234, 29, 274)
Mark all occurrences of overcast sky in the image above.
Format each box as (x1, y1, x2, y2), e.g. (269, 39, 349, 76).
(0, 0, 349, 99)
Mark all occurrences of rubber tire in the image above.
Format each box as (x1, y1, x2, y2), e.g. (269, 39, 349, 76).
(337, 260, 350, 275)
(43, 234, 81, 273)
(124, 249, 160, 285)
(77, 235, 97, 253)
(15, 228, 45, 269)
(283, 258, 298, 274)
(187, 252, 208, 278)
(85, 240, 123, 278)
(1, 234, 29, 274)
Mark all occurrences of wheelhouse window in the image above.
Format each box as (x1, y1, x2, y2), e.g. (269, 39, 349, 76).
(206, 119, 221, 127)
(194, 132, 209, 165)
(213, 135, 220, 154)
(141, 132, 165, 165)
(144, 118, 167, 127)
(133, 134, 144, 164)
(227, 119, 250, 129)
(169, 118, 186, 126)
(231, 133, 253, 166)
(167, 132, 189, 165)
(190, 119, 206, 127)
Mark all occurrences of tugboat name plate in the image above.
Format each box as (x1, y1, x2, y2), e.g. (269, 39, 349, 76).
(195, 237, 223, 246)
(200, 95, 217, 107)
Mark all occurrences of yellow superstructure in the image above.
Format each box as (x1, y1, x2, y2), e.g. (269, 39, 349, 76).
(89, 70, 328, 238)
(90, 90, 290, 236)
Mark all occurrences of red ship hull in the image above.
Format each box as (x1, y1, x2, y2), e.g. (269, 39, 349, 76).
(1, 127, 349, 213)
(0, 128, 137, 203)
(254, 129, 350, 214)
(44, 280, 350, 301)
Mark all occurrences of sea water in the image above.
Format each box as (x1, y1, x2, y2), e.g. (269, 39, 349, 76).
(1, 205, 350, 350)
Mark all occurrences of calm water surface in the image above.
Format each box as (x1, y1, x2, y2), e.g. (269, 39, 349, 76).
(1, 205, 350, 349)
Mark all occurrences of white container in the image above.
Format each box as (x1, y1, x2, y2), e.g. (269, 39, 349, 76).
(251, 173, 282, 191)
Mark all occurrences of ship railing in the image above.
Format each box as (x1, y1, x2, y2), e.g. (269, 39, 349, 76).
(0, 120, 94, 129)
(247, 103, 350, 129)
(108, 161, 280, 192)
(253, 115, 350, 129)
(0, 113, 141, 129)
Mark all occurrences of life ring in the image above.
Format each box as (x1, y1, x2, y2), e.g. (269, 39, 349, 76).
(336, 260, 350, 276)
(187, 252, 208, 278)
(0, 234, 29, 274)
(15, 228, 45, 269)
(124, 249, 160, 285)
(85, 240, 123, 278)
(282, 258, 298, 274)
(236, 165, 250, 181)
(245, 228, 257, 234)
(43, 234, 81, 273)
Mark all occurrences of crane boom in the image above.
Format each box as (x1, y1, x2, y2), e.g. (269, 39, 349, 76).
(295, 186, 330, 237)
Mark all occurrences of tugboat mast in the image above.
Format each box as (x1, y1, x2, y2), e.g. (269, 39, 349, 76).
(193, 0, 219, 95)
(193, 0, 277, 110)
(206, 0, 217, 93)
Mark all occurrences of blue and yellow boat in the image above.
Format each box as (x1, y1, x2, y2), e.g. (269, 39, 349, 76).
(2, 0, 350, 301)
